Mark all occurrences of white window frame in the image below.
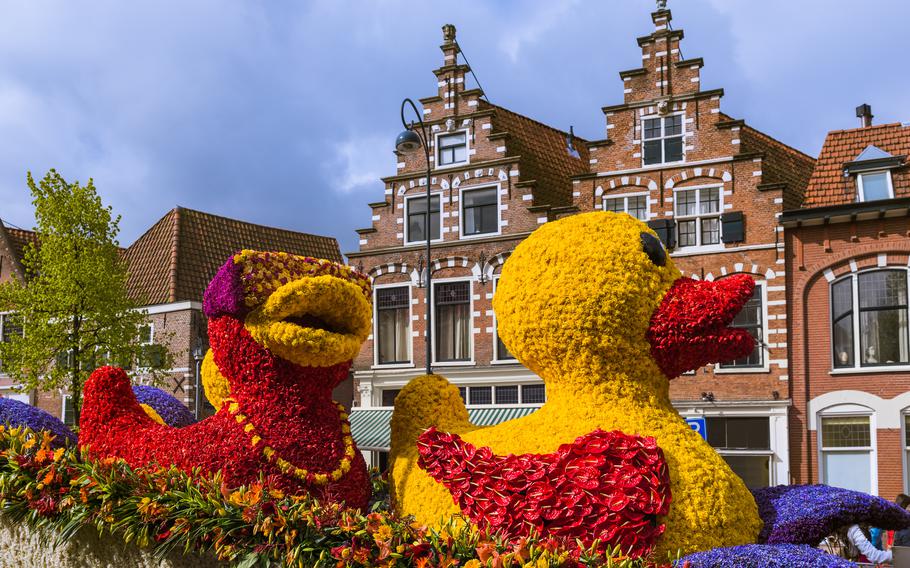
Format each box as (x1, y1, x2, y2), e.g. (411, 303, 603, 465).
(829, 268, 910, 373)
(705, 415, 775, 488)
(641, 112, 686, 167)
(459, 183, 502, 240)
(138, 323, 154, 345)
(431, 277, 474, 367)
(817, 408, 877, 494)
(61, 394, 75, 427)
(904, 410, 910, 494)
(372, 283, 414, 369)
(673, 184, 724, 251)
(491, 275, 516, 364)
(404, 192, 444, 244)
(717, 280, 770, 373)
(856, 170, 895, 202)
(602, 191, 651, 221)
(433, 129, 470, 170)
(457, 382, 546, 408)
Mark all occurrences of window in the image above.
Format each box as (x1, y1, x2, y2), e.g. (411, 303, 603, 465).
(138, 324, 153, 345)
(437, 132, 467, 166)
(832, 270, 909, 369)
(381, 389, 401, 407)
(521, 384, 546, 404)
(820, 414, 873, 493)
(604, 194, 649, 221)
(0, 313, 22, 373)
(905, 414, 910, 492)
(469, 386, 493, 405)
(376, 286, 411, 365)
(675, 187, 721, 248)
(406, 195, 441, 243)
(462, 187, 499, 236)
(495, 385, 518, 404)
(493, 276, 515, 361)
(857, 171, 893, 202)
(434, 281, 471, 362)
(706, 417, 771, 488)
(62, 395, 76, 427)
(720, 284, 764, 369)
(643, 114, 684, 165)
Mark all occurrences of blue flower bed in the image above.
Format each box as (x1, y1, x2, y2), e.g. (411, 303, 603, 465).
(132, 385, 196, 428)
(0, 397, 76, 447)
(677, 544, 855, 567)
(753, 484, 910, 545)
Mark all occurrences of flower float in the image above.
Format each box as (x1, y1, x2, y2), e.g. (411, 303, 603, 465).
(0, 397, 75, 447)
(677, 544, 858, 567)
(79, 251, 373, 508)
(390, 212, 761, 558)
(132, 385, 196, 428)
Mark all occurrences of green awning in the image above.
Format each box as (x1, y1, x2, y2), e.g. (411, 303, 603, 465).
(349, 406, 541, 452)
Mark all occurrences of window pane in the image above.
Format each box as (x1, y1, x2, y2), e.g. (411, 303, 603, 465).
(700, 188, 720, 214)
(860, 309, 909, 365)
(438, 133, 467, 166)
(458, 387, 466, 403)
(860, 172, 891, 201)
(407, 196, 440, 242)
(643, 140, 662, 165)
(823, 451, 872, 493)
(821, 416, 871, 448)
(381, 389, 401, 407)
(439, 132, 465, 148)
(377, 287, 409, 309)
(701, 217, 720, 245)
(677, 220, 696, 247)
(721, 285, 763, 367)
(463, 188, 498, 235)
(496, 334, 515, 360)
(675, 190, 697, 216)
(664, 137, 683, 163)
(858, 271, 907, 309)
(832, 278, 853, 319)
(627, 196, 648, 220)
(643, 118, 661, 139)
(905, 414, 910, 447)
(377, 308, 409, 363)
(435, 282, 470, 361)
(522, 384, 546, 404)
(833, 314, 854, 368)
(495, 385, 519, 404)
(664, 115, 682, 136)
(604, 198, 624, 213)
(720, 455, 770, 489)
(469, 386, 492, 405)
(1, 314, 22, 342)
(706, 417, 770, 449)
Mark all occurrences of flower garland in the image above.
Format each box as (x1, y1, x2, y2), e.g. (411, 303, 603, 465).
(224, 396, 356, 486)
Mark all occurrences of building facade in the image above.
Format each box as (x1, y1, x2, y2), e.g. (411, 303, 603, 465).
(783, 115, 910, 500)
(0, 207, 346, 423)
(349, 7, 816, 486)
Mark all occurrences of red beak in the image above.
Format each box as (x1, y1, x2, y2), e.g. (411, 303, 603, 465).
(646, 274, 756, 379)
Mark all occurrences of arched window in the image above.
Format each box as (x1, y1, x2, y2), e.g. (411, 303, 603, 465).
(831, 268, 909, 369)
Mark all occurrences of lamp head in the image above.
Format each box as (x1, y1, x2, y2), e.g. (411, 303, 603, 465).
(395, 129, 423, 154)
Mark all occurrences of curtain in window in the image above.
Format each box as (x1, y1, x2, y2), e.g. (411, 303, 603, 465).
(435, 282, 470, 361)
(377, 287, 410, 364)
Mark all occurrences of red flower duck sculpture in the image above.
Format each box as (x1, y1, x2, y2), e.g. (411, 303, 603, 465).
(79, 251, 373, 509)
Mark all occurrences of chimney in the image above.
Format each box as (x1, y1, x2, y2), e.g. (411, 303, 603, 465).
(856, 104, 873, 128)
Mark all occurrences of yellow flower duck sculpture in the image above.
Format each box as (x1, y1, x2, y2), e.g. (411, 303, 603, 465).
(390, 212, 762, 559)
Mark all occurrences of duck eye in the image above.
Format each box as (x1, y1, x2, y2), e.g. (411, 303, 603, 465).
(640, 232, 666, 267)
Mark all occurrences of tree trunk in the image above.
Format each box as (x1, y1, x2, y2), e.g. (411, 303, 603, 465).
(71, 314, 81, 426)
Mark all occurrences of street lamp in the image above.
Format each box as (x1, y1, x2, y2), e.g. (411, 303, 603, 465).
(192, 339, 207, 420)
(396, 98, 433, 376)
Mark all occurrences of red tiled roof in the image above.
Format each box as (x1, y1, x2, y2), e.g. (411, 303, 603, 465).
(125, 207, 342, 305)
(483, 102, 590, 208)
(803, 122, 910, 208)
(4, 227, 38, 265)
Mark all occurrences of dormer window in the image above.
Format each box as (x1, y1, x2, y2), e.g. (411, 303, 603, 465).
(437, 131, 467, 167)
(643, 114, 684, 166)
(857, 171, 893, 202)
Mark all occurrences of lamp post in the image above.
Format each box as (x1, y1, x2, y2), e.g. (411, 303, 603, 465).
(396, 98, 433, 376)
(192, 340, 207, 420)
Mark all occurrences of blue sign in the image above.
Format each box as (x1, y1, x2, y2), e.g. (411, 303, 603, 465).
(686, 417, 707, 440)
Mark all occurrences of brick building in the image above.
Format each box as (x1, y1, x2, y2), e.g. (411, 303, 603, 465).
(348, 7, 816, 484)
(782, 112, 910, 499)
(0, 206, 344, 423)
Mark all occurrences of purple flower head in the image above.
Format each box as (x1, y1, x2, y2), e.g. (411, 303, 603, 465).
(203, 256, 247, 319)
(132, 386, 196, 428)
(677, 544, 856, 567)
(752, 484, 910, 545)
(0, 398, 76, 447)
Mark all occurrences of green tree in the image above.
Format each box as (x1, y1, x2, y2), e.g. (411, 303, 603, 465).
(0, 169, 171, 423)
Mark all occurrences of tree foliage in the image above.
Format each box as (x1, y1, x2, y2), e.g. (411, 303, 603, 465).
(0, 170, 171, 422)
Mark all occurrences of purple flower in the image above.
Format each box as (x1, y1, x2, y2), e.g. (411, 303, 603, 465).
(132, 386, 196, 428)
(0, 398, 76, 447)
(752, 484, 910, 545)
(203, 256, 247, 319)
(677, 544, 856, 567)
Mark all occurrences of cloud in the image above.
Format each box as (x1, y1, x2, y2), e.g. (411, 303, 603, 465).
(328, 134, 395, 194)
(498, 0, 580, 63)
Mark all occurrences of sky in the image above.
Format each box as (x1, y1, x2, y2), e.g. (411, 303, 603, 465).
(0, 0, 907, 255)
